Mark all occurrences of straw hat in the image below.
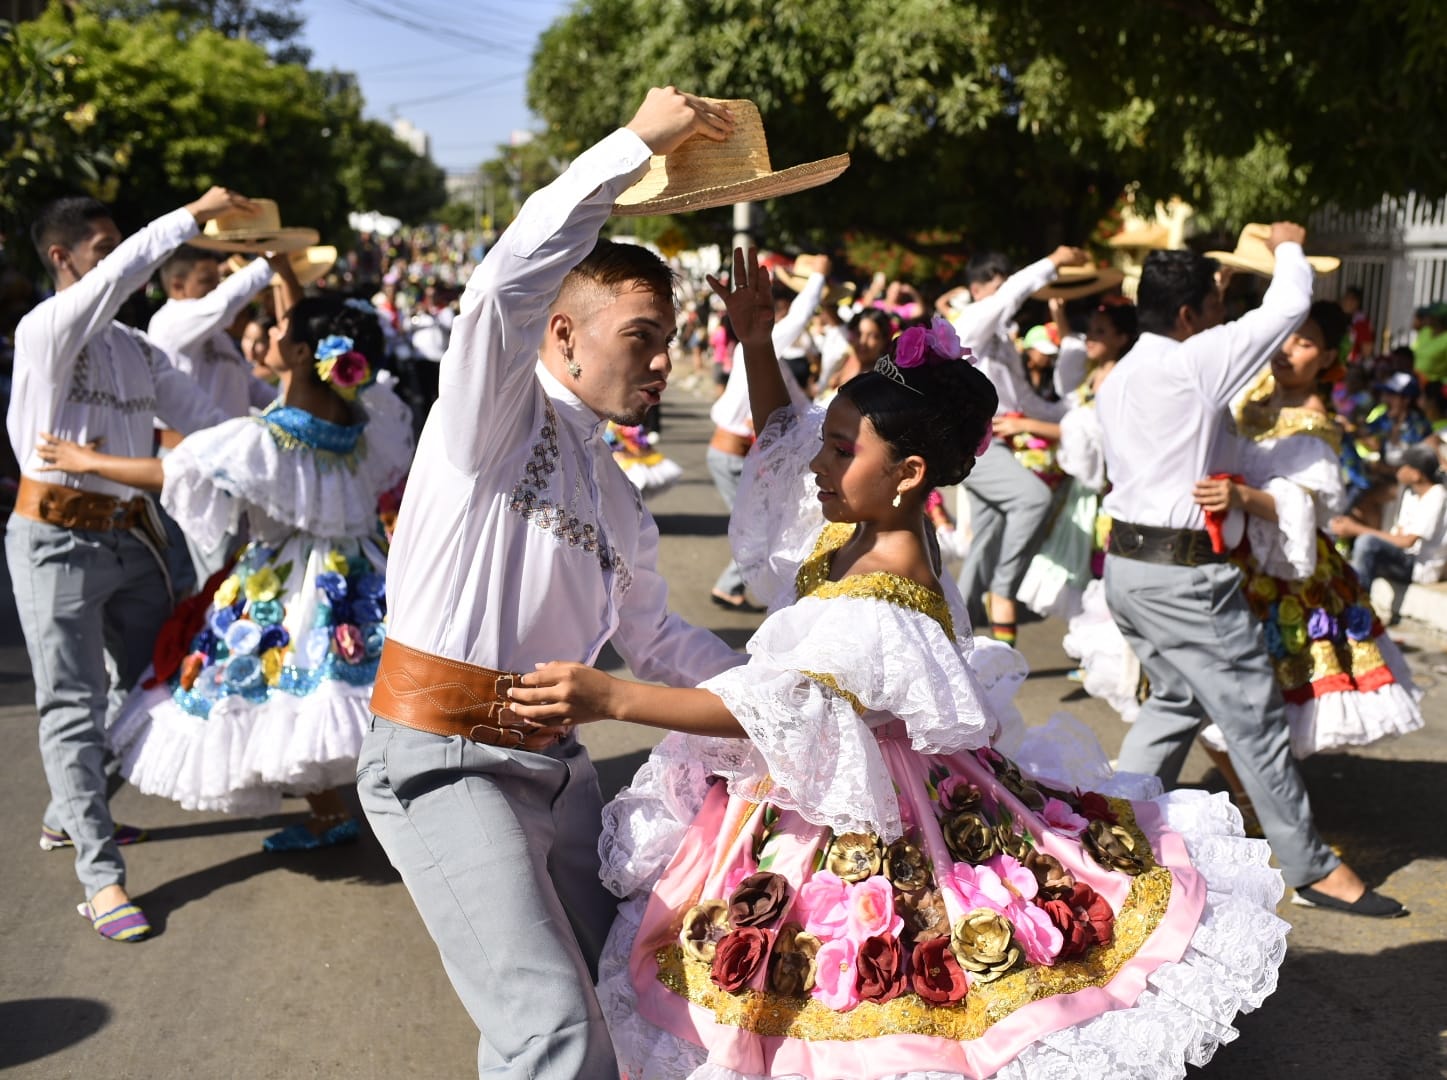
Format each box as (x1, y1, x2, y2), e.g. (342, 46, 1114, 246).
(774, 256, 857, 306)
(1032, 265, 1126, 301)
(1205, 224, 1340, 277)
(226, 246, 338, 288)
(191, 199, 320, 254)
(613, 99, 849, 217)
(1106, 222, 1171, 249)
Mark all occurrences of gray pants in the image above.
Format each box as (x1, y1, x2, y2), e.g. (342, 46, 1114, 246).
(1104, 555, 1340, 888)
(706, 445, 746, 596)
(6, 516, 173, 897)
(357, 717, 620, 1079)
(957, 439, 1055, 608)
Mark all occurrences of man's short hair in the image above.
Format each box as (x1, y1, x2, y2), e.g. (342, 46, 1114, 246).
(1136, 250, 1220, 337)
(159, 245, 221, 289)
(30, 196, 113, 274)
(965, 251, 1011, 286)
(553, 240, 676, 316)
(1343, 285, 1365, 304)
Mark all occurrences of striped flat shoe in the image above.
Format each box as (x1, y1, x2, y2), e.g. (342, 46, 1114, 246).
(40, 824, 149, 851)
(77, 901, 153, 942)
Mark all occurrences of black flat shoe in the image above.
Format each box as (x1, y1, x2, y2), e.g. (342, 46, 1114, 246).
(1290, 885, 1408, 918)
(710, 591, 766, 614)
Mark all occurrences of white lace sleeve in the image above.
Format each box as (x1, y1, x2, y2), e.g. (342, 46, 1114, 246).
(162, 383, 414, 549)
(729, 404, 826, 610)
(681, 594, 993, 840)
(1242, 435, 1344, 580)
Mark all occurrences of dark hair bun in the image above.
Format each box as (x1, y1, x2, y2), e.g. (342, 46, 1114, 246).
(286, 294, 386, 368)
(839, 359, 998, 487)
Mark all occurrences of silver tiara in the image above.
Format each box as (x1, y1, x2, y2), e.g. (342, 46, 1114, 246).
(873, 355, 923, 394)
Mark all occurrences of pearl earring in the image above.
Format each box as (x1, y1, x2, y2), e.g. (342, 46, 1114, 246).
(892, 491, 902, 508)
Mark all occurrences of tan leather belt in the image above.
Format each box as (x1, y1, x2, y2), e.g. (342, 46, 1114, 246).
(370, 638, 559, 751)
(709, 429, 754, 457)
(156, 428, 184, 451)
(14, 476, 147, 532)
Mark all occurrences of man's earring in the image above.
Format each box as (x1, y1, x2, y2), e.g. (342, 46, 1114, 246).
(892, 491, 902, 508)
(564, 349, 581, 379)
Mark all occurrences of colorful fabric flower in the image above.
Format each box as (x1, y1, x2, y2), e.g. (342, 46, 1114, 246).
(334, 623, 366, 664)
(208, 606, 239, 638)
(894, 327, 927, 369)
(257, 625, 291, 653)
(811, 937, 861, 1012)
(316, 571, 348, 604)
(223, 621, 262, 657)
(222, 655, 264, 692)
(711, 927, 771, 992)
(354, 573, 387, 602)
(1007, 899, 1064, 965)
(249, 598, 284, 626)
(937, 775, 981, 813)
(795, 871, 850, 940)
(214, 575, 241, 608)
(826, 832, 882, 883)
(179, 652, 206, 692)
(352, 597, 385, 625)
(846, 876, 904, 940)
(949, 909, 1020, 983)
(910, 936, 969, 1004)
(768, 923, 821, 996)
(728, 871, 791, 929)
(260, 647, 285, 686)
(1041, 797, 1088, 835)
(1277, 596, 1305, 627)
(362, 623, 387, 659)
(1074, 790, 1118, 824)
(856, 934, 908, 1004)
(244, 567, 282, 603)
(680, 900, 731, 963)
(984, 853, 1039, 903)
(1343, 604, 1374, 641)
(323, 549, 351, 575)
(1307, 607, 1337, 640)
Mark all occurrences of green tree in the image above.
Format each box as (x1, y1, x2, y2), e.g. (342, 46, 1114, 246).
(526, 0, 1447, 264)
(2, 3, 446, 273)
(83, 0, 309, 63)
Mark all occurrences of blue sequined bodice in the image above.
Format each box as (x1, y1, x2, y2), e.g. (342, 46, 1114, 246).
(260, 403, 366, 455)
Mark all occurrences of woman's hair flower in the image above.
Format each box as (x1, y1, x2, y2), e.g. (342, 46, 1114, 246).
(313, 334, 372, 400)
(894, 326, 928, 369)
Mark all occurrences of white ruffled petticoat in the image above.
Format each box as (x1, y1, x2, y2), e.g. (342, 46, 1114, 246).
(107, 384, 413, 813)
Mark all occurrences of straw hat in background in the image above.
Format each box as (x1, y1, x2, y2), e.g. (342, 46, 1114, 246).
(613, 99, 849, 216)
(226, 246, 338, 288)
(192, 199, 320, 254)
(774, 254, 857, 306)
(1106, 221, 1171, 250)
(1205, 224, 1341, 277)
(1032, 265, 1126, 302)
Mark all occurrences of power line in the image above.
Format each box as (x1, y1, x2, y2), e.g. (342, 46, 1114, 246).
(335, 0, 532, 56)
(381, 70, 526, 111)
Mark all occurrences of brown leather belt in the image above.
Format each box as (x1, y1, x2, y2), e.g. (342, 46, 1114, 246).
(709, 428, 755, 457)
(1108, 520, 1228, 567)
(370, 638, 559, 751)
(14, 476, 147, 532)
(156, 428, 184, 451)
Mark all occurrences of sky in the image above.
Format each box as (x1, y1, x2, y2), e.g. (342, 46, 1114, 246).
(297, 0, 574, 174)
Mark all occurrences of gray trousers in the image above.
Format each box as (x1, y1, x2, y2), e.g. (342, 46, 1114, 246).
(957, 439, 1055, 608)
(706, 445, 746, 596)
(6, 516, 173, 897)
(1104, 555, 1340, 888)
(357, 717, 620, 1079)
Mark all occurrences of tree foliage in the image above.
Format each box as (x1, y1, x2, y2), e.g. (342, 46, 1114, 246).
(0, 3, 446, 274)
(525, 0, 1447, 262)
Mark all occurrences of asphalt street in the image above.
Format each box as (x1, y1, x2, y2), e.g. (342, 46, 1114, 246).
(1, 376, 1443, 1078)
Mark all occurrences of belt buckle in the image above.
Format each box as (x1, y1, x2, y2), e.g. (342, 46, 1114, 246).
(493, 673, 517, 698)
(1112, 522, 1142, 556)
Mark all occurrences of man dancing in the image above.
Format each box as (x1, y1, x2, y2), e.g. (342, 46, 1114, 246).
(358, 88, 745, 1077)
(1098, 225, 1404, 919)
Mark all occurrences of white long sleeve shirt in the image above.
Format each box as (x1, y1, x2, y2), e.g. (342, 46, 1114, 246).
(1098, 243, 1314, 532)
(384, 128, 742, 686)
(148, 255, 276, 422)
(709, 272, 826, 437)
(8, 207, 231, 499)
(950, 257, 1067, 422)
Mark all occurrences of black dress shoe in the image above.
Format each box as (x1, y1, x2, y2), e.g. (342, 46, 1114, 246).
(709, 590, 766, 614)
(1290, 886, 1408, 918)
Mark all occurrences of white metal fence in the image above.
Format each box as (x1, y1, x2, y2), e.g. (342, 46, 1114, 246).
(1311, 195, 1447, 350)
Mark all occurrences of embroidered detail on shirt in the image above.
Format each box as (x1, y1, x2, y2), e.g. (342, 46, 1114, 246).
(66, 341, 158, 415)
(509, 399, 632, 593)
